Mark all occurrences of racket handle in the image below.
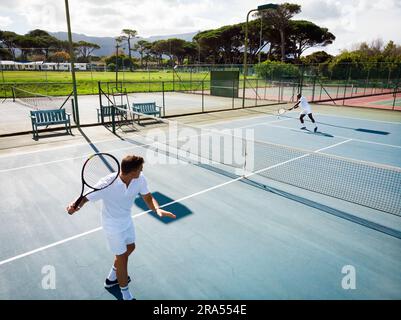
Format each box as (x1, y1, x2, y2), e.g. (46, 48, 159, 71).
(72, 196, 84, 211)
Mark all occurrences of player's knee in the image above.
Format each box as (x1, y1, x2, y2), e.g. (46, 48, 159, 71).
(116, 253, 128, 262)
(126, 243, 136, 255)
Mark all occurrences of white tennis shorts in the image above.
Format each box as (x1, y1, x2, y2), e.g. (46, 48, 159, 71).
(300, 109, 312, 115)
(105, 223, 136, 255)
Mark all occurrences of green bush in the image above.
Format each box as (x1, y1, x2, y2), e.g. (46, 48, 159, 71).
(107, 63, 116, 71)
(255, 60, 301, 80)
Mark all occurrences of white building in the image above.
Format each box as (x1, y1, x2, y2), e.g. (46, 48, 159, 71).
(0, 61, 89, 71)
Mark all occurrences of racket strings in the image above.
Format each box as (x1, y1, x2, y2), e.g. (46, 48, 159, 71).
(83, 154, 119, 188)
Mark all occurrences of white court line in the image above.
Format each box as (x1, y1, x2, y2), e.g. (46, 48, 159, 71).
(210, 119, 401, 149)
(198, 113, 291, 128)
(0, 142, 153, 173)
(0, 139, 351, 267)
(314, 112, 401, 125)
(264, 123, 401, 149)
(0, 114, 282, 159)
(203, 113, 401, 149)
(0, 137, 121, 159)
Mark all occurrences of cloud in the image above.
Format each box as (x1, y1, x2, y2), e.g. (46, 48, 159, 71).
(0, 16, 12, 28)
(299, 0, 342, 20)
(0, 0, 400, 55)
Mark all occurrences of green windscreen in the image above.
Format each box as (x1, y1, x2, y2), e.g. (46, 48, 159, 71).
(210, 71, 239, 98)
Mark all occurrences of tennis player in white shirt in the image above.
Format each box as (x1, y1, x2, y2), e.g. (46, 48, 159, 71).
(67, 155, 176, 300)
(290, 93, 318, 132)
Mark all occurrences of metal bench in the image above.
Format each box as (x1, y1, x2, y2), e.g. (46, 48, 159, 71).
(132, 102, 162, 124)
(97, 104, 128, 123)
(30, 109, 72, 139)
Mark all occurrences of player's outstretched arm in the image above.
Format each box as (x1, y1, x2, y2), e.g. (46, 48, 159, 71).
(142, 193, 176, 219)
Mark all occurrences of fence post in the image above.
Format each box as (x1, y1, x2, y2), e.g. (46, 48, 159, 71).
(311, 75, 316, 102)
(111, 101, 116, 134)
(71, 98, 77, 124)
(202, 80, 204, 113)
(232, 78, 235, 109)
(162, 81, 166, 117)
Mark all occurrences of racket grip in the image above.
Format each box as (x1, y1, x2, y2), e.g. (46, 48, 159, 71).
(72, 196, 84, 211)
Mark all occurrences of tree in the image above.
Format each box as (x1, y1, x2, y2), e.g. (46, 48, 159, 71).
(0, 48, 13, 60)
(243, 19, 280, 63)
(133, 40, 151, 67)
(301, 51, 333, 64)
(288, 20, 335, 61)
(168, 38, 189, 65)
(194, 25, 244, 64)
(75, 41, 100, 62)
(0, 31, 19, 60)
(49, 51, 70, 63)
(25, 29, 60, 59)
(258, 3, 301, 61)
(120, 29, 138, 71)
(14, 35, 36, 60)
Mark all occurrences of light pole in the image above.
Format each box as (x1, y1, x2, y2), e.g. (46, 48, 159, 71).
(242, 3, 278, 107)
(64, 0, 79, 124)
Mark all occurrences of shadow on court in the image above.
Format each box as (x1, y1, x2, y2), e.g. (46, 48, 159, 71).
(134, 191, 192, 224)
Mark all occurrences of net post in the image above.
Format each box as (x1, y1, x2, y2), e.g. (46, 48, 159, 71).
(111, 103, 116, 134)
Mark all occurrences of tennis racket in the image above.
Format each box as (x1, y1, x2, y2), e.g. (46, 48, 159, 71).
(71, 153, 120, 212)
(277, 107, 292, 116)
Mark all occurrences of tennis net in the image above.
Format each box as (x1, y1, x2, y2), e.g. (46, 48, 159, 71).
(12, 87, 73, 111)
(112, 105, 401, 216)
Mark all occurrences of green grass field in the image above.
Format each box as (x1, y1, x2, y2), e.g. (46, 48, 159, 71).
(0, 70, 262, 97)
(0, 70, 211, 83)
(0, 70, 212, 97)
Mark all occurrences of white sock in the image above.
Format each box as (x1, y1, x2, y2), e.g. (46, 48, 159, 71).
(120, 286, 134, 300)
(107, 266, 117, 281)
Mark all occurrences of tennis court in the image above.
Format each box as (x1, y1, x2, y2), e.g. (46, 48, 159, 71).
(0, 103, 400, 299)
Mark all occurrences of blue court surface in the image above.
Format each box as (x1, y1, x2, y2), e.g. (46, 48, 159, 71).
(0, 105, 400, 300)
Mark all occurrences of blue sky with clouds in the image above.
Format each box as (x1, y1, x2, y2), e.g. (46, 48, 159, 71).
(1, 0, 400, 55)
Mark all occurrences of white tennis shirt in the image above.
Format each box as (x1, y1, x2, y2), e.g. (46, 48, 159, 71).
(299, 96, 312, 113)
(87, 173, 150, 234)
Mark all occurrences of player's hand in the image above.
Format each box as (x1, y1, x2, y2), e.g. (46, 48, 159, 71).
(156, 208, 176, 219)
(66, 202, 80, 215)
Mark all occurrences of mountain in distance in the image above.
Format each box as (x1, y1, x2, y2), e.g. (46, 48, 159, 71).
(50, 31, 198, 57)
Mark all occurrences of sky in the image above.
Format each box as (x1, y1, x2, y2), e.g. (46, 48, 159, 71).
(0, 0, 400, 56)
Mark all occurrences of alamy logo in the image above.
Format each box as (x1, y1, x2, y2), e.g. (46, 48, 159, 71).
(143, 121, 255, 171)
(41, 265, 56, 290)
(341, 265, 356, 290)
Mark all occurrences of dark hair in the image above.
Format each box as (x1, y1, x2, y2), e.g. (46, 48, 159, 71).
(121, 155, 144, 174)
(297, 93, 302, 99)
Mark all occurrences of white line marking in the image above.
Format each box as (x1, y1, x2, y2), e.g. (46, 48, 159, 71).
(0, 143, 153, 173)
(0, 137, 120, 159)
(314, 112, 401, 125)
(264, 123, 401, 149)
(314, 139, 353, 152)
(0, 139, 356, 267)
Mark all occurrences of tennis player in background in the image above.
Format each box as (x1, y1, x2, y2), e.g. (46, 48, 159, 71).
(290, 93, 318, 132)
(66, 155, 176, 300)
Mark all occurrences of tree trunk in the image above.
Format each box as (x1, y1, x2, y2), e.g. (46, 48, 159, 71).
(280, 29, 285, 62)
(128, 38, 132, 71)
